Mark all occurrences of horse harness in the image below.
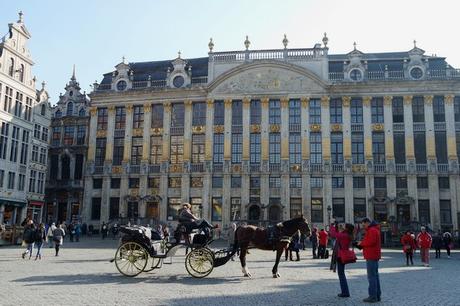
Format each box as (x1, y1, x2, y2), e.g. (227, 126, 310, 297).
(267, 224, 292, 250)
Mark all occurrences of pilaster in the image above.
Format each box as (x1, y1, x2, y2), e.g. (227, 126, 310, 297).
(403, 96, 415, 161)
(142, 103, 152, 161)
(445, 95, 457, 160)
(87, 106, 98, 161)
(162, 102, 171, 162)
(261, 97, 269, 162)
(242, 97, 251, 160)
(384, 96, 394, 160)
(105, 106, 115, 163)
(424, 95, 436, 161)
(301, 97, 310, 161)
(342, 97, 352, 160)
(280, 97, 290, 161)
(183, 100, 192, 161)
(363, 96, 373, 160)
(205, 99, 214, 161)
(223, 98, 232, 161)
(122, 105, 133, 163)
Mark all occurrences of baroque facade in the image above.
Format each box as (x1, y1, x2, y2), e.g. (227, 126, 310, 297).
(0, 12, 51, 225)
(85, 35, 460, 232)
(45, 69, 89, 224)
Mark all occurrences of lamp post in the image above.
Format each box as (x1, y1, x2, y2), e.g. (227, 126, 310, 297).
(327, 205, 332, 226)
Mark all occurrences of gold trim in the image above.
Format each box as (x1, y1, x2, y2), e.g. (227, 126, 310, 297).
(291, 165, 301, 172)
(352, 164, 366, 173)
(403, 95, 413, 105)
(151, 127, 163, 135)
(363, 96, 372, 107)
(143, 103, 151, 113)
(206, 98, 214, 107)
(96, 130, 107, 137)
(321, 96, 330, 107)
(331, 124, 342, 132)
(192, 126, 205, 134)
(214, 125, 224, 133)
(184, 99, 193, 107)
(126, 104, 133, 114)
(242, 97, 251, 108)
(132, 128, 143, 136)
(112, 166, 123, 174)
(301, 97, 310, 108)
(232, 164, 241, 172)
(342, 96, 351, 107)
(445, 95, 455, 105)
(250, 124, 261, 133)
(424, 95, 433, 106)
(270, 124, 281, 133)
(310, 124, 321, 132)
(383, 96, 393, 106)
(280, 97, 289, 108)
(108, 105, 116, 113)
(170, 164, 183, 173)
(130, 189, 139, 197)
(261, 97, 269, 108)
(90, 106, 97, 116)
(372, 123, 384, 132)
(224, 98, 232, 108)
(163, 102, 171, 112)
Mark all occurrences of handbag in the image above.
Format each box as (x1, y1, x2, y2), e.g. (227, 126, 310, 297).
(337, 239, 357, 264)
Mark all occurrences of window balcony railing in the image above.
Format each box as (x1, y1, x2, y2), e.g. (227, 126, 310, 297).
(351, 124, 363, 132)
(94, 166, 104, 174)
(130, 165, 140, 174)
(413, 123, 425, 132)
(270, 188, 281, 197)
(170, 126, 184, 135)
(393, 123, 405, 132)
(310, 164, 323, 172)
(332, 164, 343, 172)
(114, 129, 125, 138)
(289, 124, 301, 133)
(395, 164, 407, 173)
(438, 164, 449, 173)
(149, 164, 161, 173)
(374, 164, 386, 173)
(250, 188, 260, 196)
(269, 163, 281, 172)
(191, 163, 204, 172)
(290, 188, 302, 197)
(434, 122, 446, 131)
(250, 164, 260, 172)
(213, 164, 223, 172)
(416, 164, 427, 173)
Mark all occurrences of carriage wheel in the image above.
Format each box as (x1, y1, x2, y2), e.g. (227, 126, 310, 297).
(114, 242, 148, 277)
(185, 247, 214, 278)
(144, 257, 162, 272)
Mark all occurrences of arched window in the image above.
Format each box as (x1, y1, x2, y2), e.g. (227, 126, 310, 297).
(66, 102, 73, 116)
(19, 64, 25, 82)
(41, 104, 46, 116)
(8, 58, 14, 77)
(79, 108, 86, 117)
(55, 110, 62, 118)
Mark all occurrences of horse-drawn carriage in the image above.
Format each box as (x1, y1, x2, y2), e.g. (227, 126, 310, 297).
(112, 224, 235, 278)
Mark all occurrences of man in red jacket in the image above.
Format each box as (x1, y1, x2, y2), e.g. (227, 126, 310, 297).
(318, 228, 329, 259)
(356, 218, 381, 303)
(416, 226, 432, 267)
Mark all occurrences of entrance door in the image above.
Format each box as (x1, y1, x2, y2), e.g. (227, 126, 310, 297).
(248, 205, 260, 221)
(58, 202, 67, 224)
(397, 205, 411, 226)
(127, 202, 139, 219)
(146, 202, 159, 220)
(268, 205, 281, 222)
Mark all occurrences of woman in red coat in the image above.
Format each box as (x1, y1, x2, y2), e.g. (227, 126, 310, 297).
(331, 223, 355, 298)
(416, 227, 432, 267)
(401, 231, 416, 266)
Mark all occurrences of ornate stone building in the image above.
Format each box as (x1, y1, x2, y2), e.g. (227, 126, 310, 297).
(86, 35, 460, 232)
(45, 68, 89, 224)
(0, 12, 51, 226)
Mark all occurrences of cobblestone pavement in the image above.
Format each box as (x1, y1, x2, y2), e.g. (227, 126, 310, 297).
(1, 238, 459, 306)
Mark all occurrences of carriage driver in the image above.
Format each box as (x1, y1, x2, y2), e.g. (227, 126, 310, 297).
(178, 203, 217, 236)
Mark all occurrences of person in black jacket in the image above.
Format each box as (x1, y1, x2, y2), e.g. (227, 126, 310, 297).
(443, 232, 453, 258)
(21, 218, 35, 259)
(310, 227, 319, 259)
(34, 223, 46, 260)
(432, 231, 443, 258)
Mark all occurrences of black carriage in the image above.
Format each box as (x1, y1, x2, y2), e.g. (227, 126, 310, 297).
(112, 225, 234, 278)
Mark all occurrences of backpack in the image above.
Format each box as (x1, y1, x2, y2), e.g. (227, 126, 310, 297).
(23, 227, 35, 243)
(34, 229, 43, 242)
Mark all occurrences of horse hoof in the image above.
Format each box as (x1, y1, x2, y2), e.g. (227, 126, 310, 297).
(273, 273, 280, 278)
(244, 274, 251, 278)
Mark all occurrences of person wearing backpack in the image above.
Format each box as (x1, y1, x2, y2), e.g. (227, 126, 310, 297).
(21, 219, 36, 259)
(46, 222, 56, 248)
(34, 223, 46, 260)
(53, 224, 65, 256)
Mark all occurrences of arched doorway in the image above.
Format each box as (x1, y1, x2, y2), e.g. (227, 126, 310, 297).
(268, 205, 281, 222)
(248, 205, 261, 221)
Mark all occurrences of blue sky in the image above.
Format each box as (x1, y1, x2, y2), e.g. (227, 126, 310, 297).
(1, 0, 459, 104)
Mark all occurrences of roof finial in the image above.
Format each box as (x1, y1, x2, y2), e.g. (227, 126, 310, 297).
(322, 32, 329, 48)
(208, 38, 214, 52)
(178, 50, 181, 59)
(353, 41, 357, 51)
(71, 64, 76, 81)
(413, 39, 417, 48)
(244, 35, 250, 50)
(282, 34, 289, 49)
(18, 11, 24, 23)
(41, 81, 46, 90)
(122, 56, 126, 64)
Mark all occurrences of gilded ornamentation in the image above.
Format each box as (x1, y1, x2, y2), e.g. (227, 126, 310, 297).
(363, 96, 372, 107)
(151, 127, 163, 135)
(232, 164, 241, 172)
(130, 189, 139, 196)
(96, 130, 107, 137)
(242, 97, 251, 108)
(310, 124, 321, 132)
(126, 104, 133, 114)
(170, 164, 182, 173)
(445, 95, 455, 105)
(143, 103, 151, 113)
(108, 105, 116, 113)
(206, 98, 214, 107)
(192, 126, 205, 134)
(372, 123, 384, 132)
(132, 128, 143, 136)
(291, 165, 301, 172)
(331, 124, 342, 132)
(112, 166, 122, 174)
(261, 97, 269, 108)
(424, 95, 433, 106)
(383, 96, 393, 106)
(90, 106, 97, 116)
(214, 125, 224, 133)
(280, 97, 289, 108)
(403, 95, 413, 105)
(270, 124, 281, 133)
(251, 124, 261, 133)
(184, 99, 193, 107)
(321, 96, 330, 107)
(151, 189, 159, 196)
(224, 98, 232, 108)
(342, 96, 351, 107)
(301, 97, 310, 108)
(352, 164, 366, 172)
(163, 102, 171, 112)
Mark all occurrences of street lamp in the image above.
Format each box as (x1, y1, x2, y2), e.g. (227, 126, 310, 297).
(327, 205, 332, 226)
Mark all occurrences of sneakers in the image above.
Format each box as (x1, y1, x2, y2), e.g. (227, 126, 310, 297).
(362, 297, 379, 303)
(337, 293, 350, 298)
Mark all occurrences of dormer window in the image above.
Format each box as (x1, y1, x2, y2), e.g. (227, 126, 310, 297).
(67, 102, 73, 116)
(55, 110, 62, 118)
(79, 108, 86, 117)
(69, 90, 73, 97)
(349, 69, 363, 81)
(410, 67, 423, 80)
(41, 104, 46, 116)
(116, 80, 127, 91)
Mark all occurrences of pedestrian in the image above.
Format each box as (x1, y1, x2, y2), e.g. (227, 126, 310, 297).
(310, 227, 319, 259)
(416, 226, 432, 267)
(101, 222, 108, 239)
(432, 231, 443, 258)
(34, 223, 46, 260)
(53, 224, 65, 256)
(332, 223, 356, 298)
(318, 228, 329, 259)
(21, 219, 36, 259)
(46, 222, 56, 248)
(75, 222, 81, 242)
(401, 230, 416, 265)
(285, 230, 301, 261)
(68, 222, 75, 242)
(355, 217, 381, 303)
(443, 231, 452, 258)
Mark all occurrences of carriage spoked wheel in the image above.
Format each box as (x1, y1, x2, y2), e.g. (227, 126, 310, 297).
(185, 247, 214, 278)
(143, 257, 162, 272)
(114, 241, 148, 277)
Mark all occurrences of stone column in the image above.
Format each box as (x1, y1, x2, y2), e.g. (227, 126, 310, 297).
(242, 98, 251, 161)
(342, 96, 353, 223)
(241, 98, 251, 219)
(424, 95, 436, 163)
(261, 98, 269, 167)
(203, 99, 214, 219)
(82, 178, 93, 224)
(122, 105, 133, 164)
(384, 96, 396, 218)
(87, 107, 98, 162)
(0, 204, 5, 224)
(182, 100, 192, 205)
(363, 96, 373, 162)
(223, 99, 232, 162)
(445, 95, 459, 231)
(161, 102, 171, 222)
(404, 95, 417, 220)
(101, 176, 110, 222)
(301, 97, 310, 221)
(321, 96, 332, 225)
(105, 106, 116, 164)
(280, 97, 290, 219)
(142, 103, 152, 162)
(70, 156, 76, 181)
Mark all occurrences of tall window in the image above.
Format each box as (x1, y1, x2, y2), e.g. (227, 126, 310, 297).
(192, 102, 206, 126)
(213, 134, 224, 164)
(310, 132, 322, 164)
(372, 132, 385, 164)
(418, 200, 430, 224)
(19, 130, 29, 165)
(290, 176, 302, 188)
(330, 98, 342, 123)
(191, 134, 205, 163)
(170, 135, 183, 164)
(250, 100, 261, 125)
(131, 137, 143, 165)
(14, 92, 23, 117)
(352, 132, 364, 164)
(37, 172, 44, 194)
(232, 100, 242, 126)
(332, 198, 345, 222)
(151, 104, 164, 128)
(212, 198, 223, 221)
(311, 198, 323, 223)
(97, 108, 108, 130)
(75, 154, 83, 179)
(31, 145, 38, 162)
(76, 126, 85, 145)
(132, 105, 144, 128)
(250, 133, 261, 164)
(171, 103, 184, 127)
(34, 124, 40, 139)
(18, 173, 25, 191)
(8, 58, 14, 77)
(289, 133, 301, 164)
(394, 132, 406, 164)
(351, 98, 363, 123)
(19, 64, 24, 82)
(115, 107, 126, 129)
(269, 133, 281, 164)
(0, 122, 9, 160)
(66, 102, 73, 116)
(29, 170, 36, 192)
(10, 127, 19, 162)
(150, 136, 162, 164)
(95, 138, 106, 166)
(354, 198, 367, 222)
(231, 198, 241, 221)
(52, 127, 61, 146)
(7, 172, 15, 189)
(440, 200, 452, 225)
(412, 96, 425, 122)
(213, 101, 224, 125)
(63, 126, 74, 145)
(269, 100, 281, 124)
(392, 97, 404, 123)
(414, 132, 427, 164)
(289, 99, 301, 124)
(42, 127, 49, 142)
(91, 198, 101, 220)
(3, 86, 13, 113)
(113, 136, 124, 166)
(371, 97, 384, 123)
(331, 132, 343, 164)
(79, 108, 85, 117)
(454, 96, 460, 122)
(435, 131, 448, 163)
(231, 133, 243, 163)
(433, 96, 445, 122)
(309, 99, 321, 124)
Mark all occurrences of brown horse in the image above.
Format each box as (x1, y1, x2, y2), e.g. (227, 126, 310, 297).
(233, 216, 311, 278)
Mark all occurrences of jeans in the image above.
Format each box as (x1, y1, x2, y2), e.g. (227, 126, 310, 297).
(318, 245, 326, 259)
(337, 261, 349, 296)
(435, 248, 441, 258)
(366, 260, 381, 299)
(312, 243, 318, 258)
(405, 252, 413, 265)
(25, 243, 34, 258)
(35, 242, 43, 258)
